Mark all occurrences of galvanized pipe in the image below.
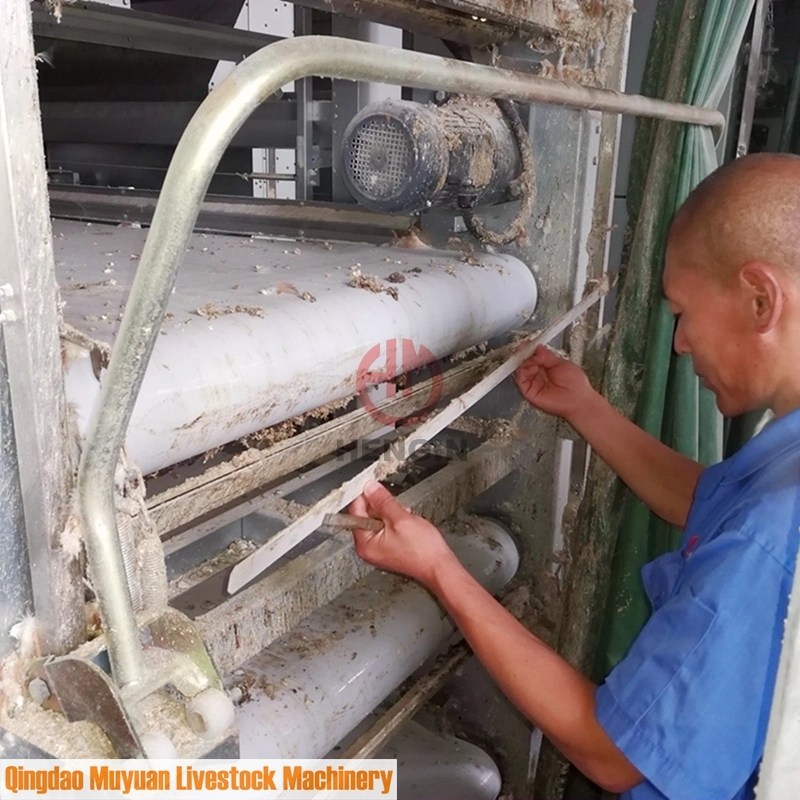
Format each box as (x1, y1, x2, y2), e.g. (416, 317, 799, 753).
(77, 35, 725, 687)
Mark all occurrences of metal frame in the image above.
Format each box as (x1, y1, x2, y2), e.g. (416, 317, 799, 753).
(47, 186, 413, 243)
(75, 32, 723, 689)
(426, 0, 555, 30)
(736, 0, 770, 157)
(290, 0, 535, 47)
(293, 6, 317, 201)
(40, 100, 307, 149)
(1, 0, 84, 656)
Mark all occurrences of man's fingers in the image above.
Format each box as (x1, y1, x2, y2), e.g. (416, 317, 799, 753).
(347, 495, 370, 519)
(514, 360, 539, 388)
(364, 480, 406, 523)
(533, 344, 564, 368)
(514, 366, 545, 399)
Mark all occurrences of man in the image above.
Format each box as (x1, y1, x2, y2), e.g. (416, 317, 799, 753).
(348, 153, 800, 799)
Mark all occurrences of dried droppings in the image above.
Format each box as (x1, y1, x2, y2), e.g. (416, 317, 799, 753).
(386, 272, 406, 284)
(451, 341, 488, 362)
(195, 303, 264, 319)
(348, 274, 384, 294)
(300, 292, 317, 302)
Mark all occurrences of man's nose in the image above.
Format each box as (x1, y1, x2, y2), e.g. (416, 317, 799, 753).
(673, 320, 690, 355)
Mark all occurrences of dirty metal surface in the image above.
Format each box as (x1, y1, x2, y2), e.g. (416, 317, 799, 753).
(147, 607, 222, 692)
(290, 0, 547, 47)
(145, 355, 499, 538)
(428, 0, 557, 30)
(0, 0, 84, 656)
(40, 657, 142, 758)
(48, 187, 413, 245)
(0, 726, 55, 758)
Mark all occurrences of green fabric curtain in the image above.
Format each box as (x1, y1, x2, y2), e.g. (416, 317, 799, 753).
(597, 0, 757, 675)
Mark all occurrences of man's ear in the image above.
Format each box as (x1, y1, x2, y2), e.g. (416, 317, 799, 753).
(739, 261, 784, 333)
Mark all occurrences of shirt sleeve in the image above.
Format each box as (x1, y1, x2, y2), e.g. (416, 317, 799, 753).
(595, 528, 793, 800)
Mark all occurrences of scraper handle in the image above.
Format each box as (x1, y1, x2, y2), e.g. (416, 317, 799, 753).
(323, 512, 384, 531)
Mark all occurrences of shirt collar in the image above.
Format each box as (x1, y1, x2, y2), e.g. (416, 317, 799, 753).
(720, 406, 800, 486)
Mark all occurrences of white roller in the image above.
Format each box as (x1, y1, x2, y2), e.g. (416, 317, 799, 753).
(332, 718, 501, 800)
(233, 518, 518, 759)
(383, 721, 501, 800)
(57, 224, 537, 474)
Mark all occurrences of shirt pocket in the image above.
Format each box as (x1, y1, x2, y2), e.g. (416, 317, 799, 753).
(641, 550, 685, 612)
(606, 590, 718, 726)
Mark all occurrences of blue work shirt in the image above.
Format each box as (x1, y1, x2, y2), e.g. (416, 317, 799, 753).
(595, 408, 800, 800)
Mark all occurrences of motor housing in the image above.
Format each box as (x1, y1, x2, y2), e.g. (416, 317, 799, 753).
(342, 99, 522, 214)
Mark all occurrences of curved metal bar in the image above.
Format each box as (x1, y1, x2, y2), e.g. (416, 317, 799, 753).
(76, 35, 726, 687)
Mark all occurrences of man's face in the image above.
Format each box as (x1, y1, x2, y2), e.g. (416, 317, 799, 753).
(663, 236, 756, 417)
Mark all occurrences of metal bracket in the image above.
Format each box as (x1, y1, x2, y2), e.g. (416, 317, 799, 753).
(31, 656, 144, 758)
(27, 607, 229, 757)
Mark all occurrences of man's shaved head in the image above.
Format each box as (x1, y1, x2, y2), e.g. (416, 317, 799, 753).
(663, 152, 800, 418)
(669, 153, 800, 281)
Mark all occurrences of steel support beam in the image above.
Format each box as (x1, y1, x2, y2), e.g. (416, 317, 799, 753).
(737, 0, 769, 157)
(428, 0, 557, 30)
(47, 186, 413, 243)
(31, 0, 280, 61)
(40, 100, 309, 149)
(0, 0, 84, 655)
(290, 0, 540, 48)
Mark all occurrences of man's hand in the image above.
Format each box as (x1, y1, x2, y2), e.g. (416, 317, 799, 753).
(349, 484, 642, 795)
(514, 345, 595, 422)
(515, 346, 702, 528)
(348, 481, 460, 587)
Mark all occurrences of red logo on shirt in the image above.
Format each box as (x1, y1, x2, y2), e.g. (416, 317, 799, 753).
(682, 534, 700, 559)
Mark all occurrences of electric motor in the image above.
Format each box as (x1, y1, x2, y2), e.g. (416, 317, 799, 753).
(341, 99, 522, 214)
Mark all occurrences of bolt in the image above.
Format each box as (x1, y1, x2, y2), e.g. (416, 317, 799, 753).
(0, 310, 17, 324)
(28, 677, 51, 705)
